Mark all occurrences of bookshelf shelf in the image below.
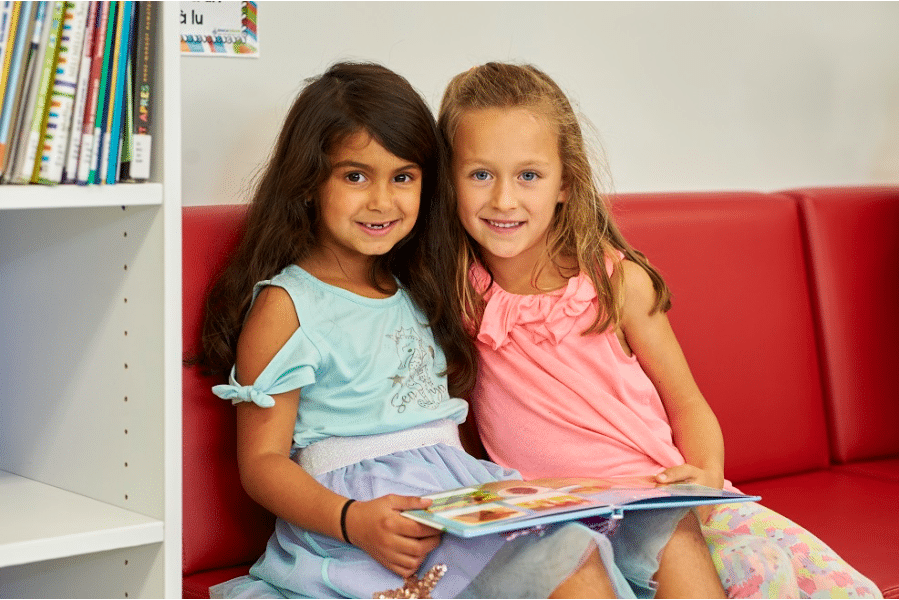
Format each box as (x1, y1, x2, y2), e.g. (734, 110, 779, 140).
(0, 470, 164, 569)
(0, 182, 163, 210)
(0, 3, 180, 598)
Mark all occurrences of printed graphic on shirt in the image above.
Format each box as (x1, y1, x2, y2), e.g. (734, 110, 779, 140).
(386, 327, 447, 413)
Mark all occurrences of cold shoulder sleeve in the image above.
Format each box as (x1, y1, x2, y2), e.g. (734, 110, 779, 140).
(212, 325, 320, 407)
(212, 280, 321, 408)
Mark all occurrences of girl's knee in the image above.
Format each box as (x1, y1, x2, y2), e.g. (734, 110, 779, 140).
(711, 534, 799, 598)
(550, 548, 615, 599)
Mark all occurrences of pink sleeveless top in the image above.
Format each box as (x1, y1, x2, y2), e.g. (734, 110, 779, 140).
(470, 261, 692, 481)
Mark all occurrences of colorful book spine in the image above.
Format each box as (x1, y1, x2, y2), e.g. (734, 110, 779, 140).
(97, 0, 121, 183)
(17, 0, 64, 183)
(118, 0, 139, 181)
(103, 0, 132, 185)
(0, 0, 23, 172)
(85, 0, 116, 184)
(0, 0, 154, 185)
(0, 1, 37, 178)
(117, 53, 132, 179)
(75, 0, 108, 184)
(130, 0, 152, 180)
(0, 1, 16, 113)
(37, 1, 89, 184)
(4, 1, 50, 183)
(61, 0, 96, 182)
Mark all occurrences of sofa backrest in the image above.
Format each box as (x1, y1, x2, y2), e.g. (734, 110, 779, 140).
(612, 192, 831, 484)
(787, 187, 899, 464)
(182, 205, 275, 578)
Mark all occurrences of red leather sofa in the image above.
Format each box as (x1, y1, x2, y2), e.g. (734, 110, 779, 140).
(183, 187, 899, 598)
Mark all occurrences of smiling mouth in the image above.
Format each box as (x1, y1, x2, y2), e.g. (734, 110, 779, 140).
(485, 220, 524, 229)
(360, 220, 398, 230)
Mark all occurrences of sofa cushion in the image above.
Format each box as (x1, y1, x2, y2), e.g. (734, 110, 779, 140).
(182, 205, 275, 580)
(612, 193, 830, 484)
(833, 457, 899, 483)
(738, 470, 899, 597)
(183, 565, 252, 600)
(787, 187, 899, 466)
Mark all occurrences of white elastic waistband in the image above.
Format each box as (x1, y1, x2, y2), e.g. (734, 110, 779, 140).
(293, 419, 463, 476)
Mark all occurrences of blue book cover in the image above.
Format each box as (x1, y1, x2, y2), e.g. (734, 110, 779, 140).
(403, 476, 759, 538)
(104, 0, 132, 184)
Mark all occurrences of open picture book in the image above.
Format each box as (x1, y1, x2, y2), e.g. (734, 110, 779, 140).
(402, 476, 760, 538)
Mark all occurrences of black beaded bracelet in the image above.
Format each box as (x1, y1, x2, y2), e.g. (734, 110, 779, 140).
(340, 499, 356, 544)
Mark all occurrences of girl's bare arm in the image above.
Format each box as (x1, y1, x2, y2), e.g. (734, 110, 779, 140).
(614, 260, 726, 491)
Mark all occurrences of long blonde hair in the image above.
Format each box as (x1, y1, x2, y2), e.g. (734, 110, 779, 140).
(438, 62, 671, 339)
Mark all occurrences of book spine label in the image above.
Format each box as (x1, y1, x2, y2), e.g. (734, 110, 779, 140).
(129, 131, 149, 179)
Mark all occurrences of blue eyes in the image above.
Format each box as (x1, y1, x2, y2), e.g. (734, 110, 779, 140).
(470, 170, 539, 182)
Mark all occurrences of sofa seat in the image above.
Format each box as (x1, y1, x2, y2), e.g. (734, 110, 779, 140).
(184, 566, 253, 600)
(833, 458, 899, 483)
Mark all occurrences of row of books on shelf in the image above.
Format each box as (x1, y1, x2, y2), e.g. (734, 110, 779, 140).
(0, 1, 154, 186)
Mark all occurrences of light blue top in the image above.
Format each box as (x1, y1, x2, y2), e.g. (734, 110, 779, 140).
(212, 265, 469, 448)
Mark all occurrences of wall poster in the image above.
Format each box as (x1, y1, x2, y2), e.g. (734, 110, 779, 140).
(180, 1, 258, 57)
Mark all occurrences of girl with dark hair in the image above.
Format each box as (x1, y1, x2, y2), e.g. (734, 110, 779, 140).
(195, 62, 691, 599)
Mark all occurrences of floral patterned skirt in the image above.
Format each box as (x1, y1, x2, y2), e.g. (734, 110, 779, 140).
(703, 502, 882, 598)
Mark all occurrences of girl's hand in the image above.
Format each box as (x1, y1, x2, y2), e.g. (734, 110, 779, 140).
(654, 463, 723, 489)
(655, 463, 724, 524)
(344, 494, 442, 578)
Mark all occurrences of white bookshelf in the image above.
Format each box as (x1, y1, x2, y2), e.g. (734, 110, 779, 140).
(0, 181, 163, 210)
(0, 4, 181, 598)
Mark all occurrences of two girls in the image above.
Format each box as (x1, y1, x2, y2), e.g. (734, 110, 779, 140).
(196, 62, 717, 599)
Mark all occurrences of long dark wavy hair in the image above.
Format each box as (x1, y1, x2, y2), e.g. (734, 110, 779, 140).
(193, 62, 476, 396)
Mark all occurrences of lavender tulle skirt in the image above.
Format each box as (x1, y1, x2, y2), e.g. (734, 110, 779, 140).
(209, 441, 684, 599)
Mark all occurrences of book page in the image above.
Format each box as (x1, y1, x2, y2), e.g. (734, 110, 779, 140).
(403, 476, 759, 538)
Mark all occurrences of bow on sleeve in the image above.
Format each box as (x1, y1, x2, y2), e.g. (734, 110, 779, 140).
(212, 383, 276, 408)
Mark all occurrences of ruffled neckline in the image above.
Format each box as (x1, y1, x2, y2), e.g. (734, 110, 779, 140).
(473, 264, 598, 350)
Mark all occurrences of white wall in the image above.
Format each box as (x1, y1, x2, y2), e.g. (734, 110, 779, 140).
(180, 1, 899, 206)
